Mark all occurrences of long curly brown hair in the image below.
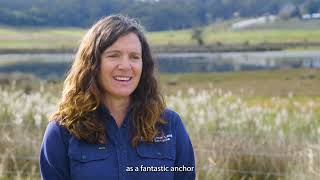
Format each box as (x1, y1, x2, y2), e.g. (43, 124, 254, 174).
(51, 15, 166, 146)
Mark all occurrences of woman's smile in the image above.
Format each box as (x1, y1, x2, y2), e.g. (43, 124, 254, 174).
(112, 75, 133, 85)
(113, 76, 132, 81)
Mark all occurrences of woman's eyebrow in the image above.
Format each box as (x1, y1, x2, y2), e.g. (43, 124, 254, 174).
(104, 50, 121, 54)
(130, 52, 142, 56)
(104, 50, 141, 56)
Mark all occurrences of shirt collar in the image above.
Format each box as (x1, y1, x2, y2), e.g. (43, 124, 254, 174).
(97, 103, 133, 128)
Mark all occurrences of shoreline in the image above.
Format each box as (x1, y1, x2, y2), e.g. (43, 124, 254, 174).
(1, 42, 320, 54)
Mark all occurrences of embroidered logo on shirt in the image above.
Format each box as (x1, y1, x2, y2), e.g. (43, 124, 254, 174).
(153, 134, 172, 143)
(140, 134, 173, 143)
(98, 146, 106, 150)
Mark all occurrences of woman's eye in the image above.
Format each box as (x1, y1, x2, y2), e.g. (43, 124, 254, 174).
(108, 54, 119, 58)
(131, 56, 141, 60)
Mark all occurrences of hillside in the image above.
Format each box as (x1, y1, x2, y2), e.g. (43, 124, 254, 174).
(1, 18, 320, 53)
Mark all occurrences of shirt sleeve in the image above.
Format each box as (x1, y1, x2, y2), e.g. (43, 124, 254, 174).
(39, 121, 70, 180)
(172, 112, 196, 180)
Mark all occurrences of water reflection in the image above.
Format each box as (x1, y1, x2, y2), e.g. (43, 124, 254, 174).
(157, 51, 320, 72)
(0, 51, 320, 79)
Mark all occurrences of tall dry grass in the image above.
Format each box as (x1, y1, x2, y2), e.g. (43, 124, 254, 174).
(0, 82, 319, 179)
(167, 88, 320, 179)
(0, 81, 57, 179)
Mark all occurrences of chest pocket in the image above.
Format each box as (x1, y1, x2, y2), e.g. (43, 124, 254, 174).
(68, 144, 115, 179)
(136, 141, 176, 161)
(69, 149, 111, 163)
(68, 141, 111, 162)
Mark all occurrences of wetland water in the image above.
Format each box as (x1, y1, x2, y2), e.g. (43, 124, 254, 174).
(0, 50, 320, 79)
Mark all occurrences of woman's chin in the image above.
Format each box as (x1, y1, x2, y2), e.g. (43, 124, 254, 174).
(108, 90, 134, 99)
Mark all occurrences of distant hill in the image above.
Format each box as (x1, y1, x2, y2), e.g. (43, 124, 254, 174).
(0, 0, 319, 31)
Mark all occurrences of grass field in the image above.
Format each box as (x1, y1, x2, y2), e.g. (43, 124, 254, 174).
(0, 69, 319, 179)
(1, 19, 320, 51)
(148, 29, 320, 46)
(0, 27, 85, 50)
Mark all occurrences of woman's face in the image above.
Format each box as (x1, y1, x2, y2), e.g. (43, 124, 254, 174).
(99, 32, 143, 99)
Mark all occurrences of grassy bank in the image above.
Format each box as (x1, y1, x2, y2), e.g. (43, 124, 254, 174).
(160, 68, 320, 96)
(1, 19, 320, 53)
(1, 68, 320, 97)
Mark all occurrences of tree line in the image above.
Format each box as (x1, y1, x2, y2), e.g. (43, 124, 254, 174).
(0, 0, 319, 31)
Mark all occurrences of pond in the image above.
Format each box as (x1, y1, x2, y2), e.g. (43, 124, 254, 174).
(0, 50, 319, 79)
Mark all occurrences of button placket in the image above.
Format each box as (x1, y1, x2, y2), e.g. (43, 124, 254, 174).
(119, 120, 130, 179)
(105, 110, 131, 179)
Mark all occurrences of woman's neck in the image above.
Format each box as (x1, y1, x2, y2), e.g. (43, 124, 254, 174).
(103, 96, 130, 127)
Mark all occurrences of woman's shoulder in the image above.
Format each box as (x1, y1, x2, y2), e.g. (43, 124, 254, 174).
(162, 107, 180, 119)
(45, 120, 67, 133)
(43, 120, 70, 142)
(43, 120, 61, 136)
(159, 108, 191, 145)
(46, 120, 61, 130)
(161, 108, 184, 129)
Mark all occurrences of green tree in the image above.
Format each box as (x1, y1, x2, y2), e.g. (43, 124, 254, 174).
(191, 27, 204, 46)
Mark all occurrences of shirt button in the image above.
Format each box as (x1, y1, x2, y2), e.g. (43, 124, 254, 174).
(82, 155, 87, 160)
(156, 152, 161, 156)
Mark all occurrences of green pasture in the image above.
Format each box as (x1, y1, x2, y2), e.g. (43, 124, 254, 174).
(0, 27, 84, 50)
(148, 29, 320, 46)
(1, 19, 320, 50)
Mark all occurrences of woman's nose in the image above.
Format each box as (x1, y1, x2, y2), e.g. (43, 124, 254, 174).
(117, 56, 131, 69)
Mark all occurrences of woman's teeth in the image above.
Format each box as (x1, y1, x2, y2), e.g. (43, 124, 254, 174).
(114, 76, 131, 81)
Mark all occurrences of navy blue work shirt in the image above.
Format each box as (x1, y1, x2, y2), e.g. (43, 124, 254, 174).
(40, 107, 195, 180)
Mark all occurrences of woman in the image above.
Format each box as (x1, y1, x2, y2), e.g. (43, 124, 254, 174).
(40, 14, 195, 180)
